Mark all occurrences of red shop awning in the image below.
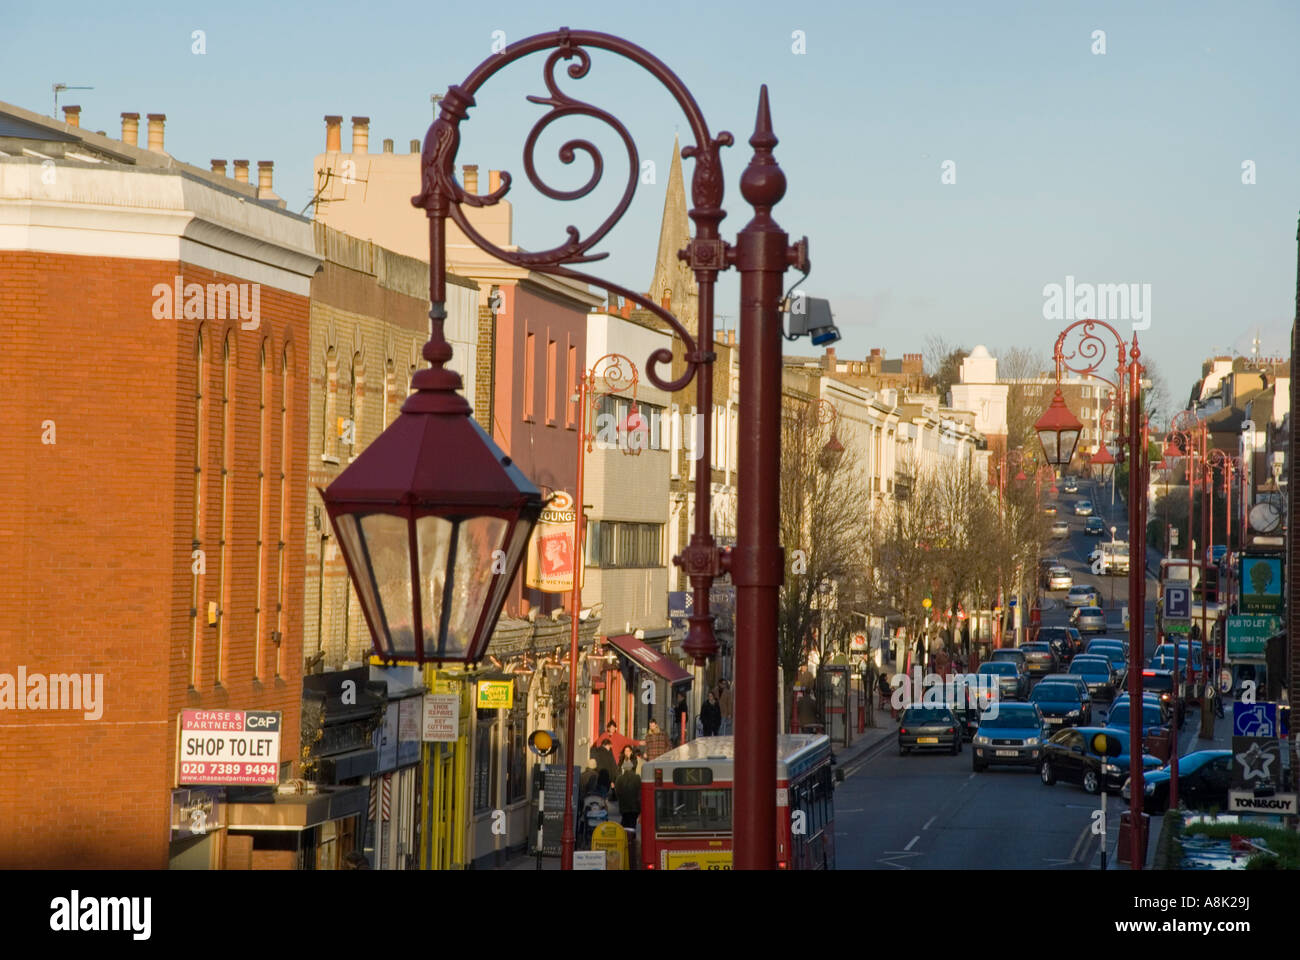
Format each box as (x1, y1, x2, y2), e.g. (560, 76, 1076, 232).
(604, 634, 693, 685)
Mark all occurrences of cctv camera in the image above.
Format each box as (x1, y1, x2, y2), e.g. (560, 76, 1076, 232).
(811, 324, 842, 347)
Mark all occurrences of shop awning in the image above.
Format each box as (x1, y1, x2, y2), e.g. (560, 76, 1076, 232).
(605, 633, 693, 684)
(225, 784, 370, 832)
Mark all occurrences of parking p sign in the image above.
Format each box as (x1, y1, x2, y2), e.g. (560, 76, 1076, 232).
(1164, 582, 1191, 621)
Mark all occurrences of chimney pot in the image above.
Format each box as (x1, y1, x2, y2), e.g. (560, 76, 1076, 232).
(120, 112, 140, 147)
(210, 159, 227, 177)
(489, 169, 501, 192)
(257, 160, 274, 191)
(62, 105, 81, 127)
(350, 116, 369, 154)
(382, 138, 394, 153)
(324, 115, 342, 152)
(409, 139, 420, 154)
(621, 302, 632, 319)
(462, 164, 478, 193)
(146, 113, 166, 153)
(232, 160, 250, 184)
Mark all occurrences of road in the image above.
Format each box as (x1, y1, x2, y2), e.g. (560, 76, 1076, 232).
(836, 475, 1188, 869)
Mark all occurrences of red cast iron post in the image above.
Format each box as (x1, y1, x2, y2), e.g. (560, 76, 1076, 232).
(1127, 341, 1147, 866)
(728, 86, 803, 870)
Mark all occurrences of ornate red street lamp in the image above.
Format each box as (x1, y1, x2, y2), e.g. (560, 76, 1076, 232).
(385, 28, 805, 869)
(1043, 319, 1148, 869)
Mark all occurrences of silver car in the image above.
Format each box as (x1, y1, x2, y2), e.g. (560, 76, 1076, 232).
(1050, 520, 1070, 539)
(1072, 605, 1106, 633)
(1047, 566, 1073, 590)
(1074, 500, 1094, 516)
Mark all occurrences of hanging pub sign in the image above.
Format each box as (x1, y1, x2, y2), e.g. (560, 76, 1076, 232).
(525, 491, 583, 593)
(1239, 552, 1283, 616)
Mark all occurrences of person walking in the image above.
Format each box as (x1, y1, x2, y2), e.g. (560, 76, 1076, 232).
(643, 718, 671, 760)
(671, 690, 689, 744)
(615, 759, 641, 828)
(718, 679, 734, 735)
(700, 691, 722, 737)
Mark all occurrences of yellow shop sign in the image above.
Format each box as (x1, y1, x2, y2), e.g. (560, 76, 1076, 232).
(476, 680, 514, 709)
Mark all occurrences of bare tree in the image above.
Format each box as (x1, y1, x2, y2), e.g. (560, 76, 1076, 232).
(996, 346, 1049, 451)
(924, 334, 969, 404)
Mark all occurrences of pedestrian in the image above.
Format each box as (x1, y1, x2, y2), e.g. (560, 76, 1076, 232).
(579, 757, 599, 799)
(615, 759, 642, 828)
(643, 718, 670, 760)
(700, 691, 722, 736)
(671, 690, 689, 743)
(618, 744, 639, 774)
(877, 670, 891, 709)
(596, 719, 640, 761)
(718, 679, 734, 735)
(591, 740, 618, 783)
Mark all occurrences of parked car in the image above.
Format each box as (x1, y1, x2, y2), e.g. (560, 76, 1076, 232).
(1047, 566, 1073, 591)
(898, 705, 962, 756)
(1066, 584, 1100, 607)
(1122, 750, 1234, 813)
(1041, 726, 1164, 794)
(1050, 519, 1071, 539)
(1030, 679, 1092, 728)
(1084, 516, 1105, 535)
(1074, 499, 1094, 516)
(1018, 641, 1058, 677)
(1068, 655, 1116, 700)
(1071, 605, 1107, 634)
(977, 660, 1029, 701)
(971, 703, 1047, 772)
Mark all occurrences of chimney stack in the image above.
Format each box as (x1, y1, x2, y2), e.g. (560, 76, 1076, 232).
(489, 170, 501, 192)
(211, 159, 227, 177)
(146, 113, 166, 153)
(409, 139, 420, 153)
(257, 161, 275, 196)
(382, 138, 394, 153)
(462, 164, 478, 193)
(120, 112, 139, 147)
(62, 105, 81, 128)
(324, 115, 342, 152)
(232, 160, 250, 184)
(350, 116, 369, 154)
(621, 301, 632, 319)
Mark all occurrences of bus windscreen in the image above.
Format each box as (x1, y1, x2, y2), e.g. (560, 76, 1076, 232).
(654, 788, 732, 833)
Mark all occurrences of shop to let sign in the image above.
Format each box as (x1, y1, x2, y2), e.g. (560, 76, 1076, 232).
(177, 710, 281, 786)
(477, 680, 514, 709)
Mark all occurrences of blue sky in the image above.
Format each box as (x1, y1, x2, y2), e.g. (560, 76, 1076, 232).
(6, 0, 1297, 409)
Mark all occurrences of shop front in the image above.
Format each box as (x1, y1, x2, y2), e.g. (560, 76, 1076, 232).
(602, 631, 694, 742)
(367, 665, 426, 870)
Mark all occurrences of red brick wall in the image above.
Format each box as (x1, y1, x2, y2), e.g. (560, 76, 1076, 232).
(0, 253, 307, 867)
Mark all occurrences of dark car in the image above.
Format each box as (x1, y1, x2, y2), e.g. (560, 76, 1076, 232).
(1136, 668, 1186, 728)
(978, 660, 1028, 700)
(1030, 680, 1092, 728)
(971, 703, 1046, 772)
(1018, 641, 1058, 677)
(1122, 750, 1233, 814)
(990, 648, 1028, 671)
(1040, 726, 1164, 794)
(898, 705, 962, 756)
(1034, 626, 1075, 664)
(1068, 655, 1115, 700)
(1105, 699, 1168, 739)
(1084, 516, 1105, 535)
(1066, 627, 1085, 658)
(1085, 640, 1128, 684)
(1041, 673, 1092, 710)
(1150, 643, 1202, 675)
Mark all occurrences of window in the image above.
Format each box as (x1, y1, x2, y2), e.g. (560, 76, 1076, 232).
(256, 341, 270, 681)
(217, 333, 234, 686)
(1082, 386, 1092, 399)
(594, 395, 666, 451)
(586, 521, 663, 568)
(523, 332, 536, 421)
(566, 344, 577, 427)
(383, 359, 397, 428)
(323, 346, 338, 460)
(654, 788, 732, 833)
(191, 329, 207, 689)
(349, 351, 364, 459)
(504, 718, 526, 804)
(277, 343, 293, 679)
(473, 712, 498, 812)
(546, 338, 557, 423)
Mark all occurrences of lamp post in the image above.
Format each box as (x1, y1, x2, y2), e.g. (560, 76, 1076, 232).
(560, 351, 641, 869)
(1040, 319, 1147, 869)
(1169, 411, 1208, 693)
(993, 447, 1034, 647)
(398, 30, 805, 869)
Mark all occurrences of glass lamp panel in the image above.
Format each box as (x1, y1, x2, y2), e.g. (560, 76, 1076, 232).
(1038, 429, 1060, 465)
(475, 516, 535, 651)
(1060, 428, 1081, 465)
(418, 514, 508, 660)
(338, 512, 416, 657)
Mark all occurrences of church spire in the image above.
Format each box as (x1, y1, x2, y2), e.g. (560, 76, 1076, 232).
(647, 136, 698, 329)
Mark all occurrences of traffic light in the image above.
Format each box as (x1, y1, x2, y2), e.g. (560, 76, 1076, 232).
(1090, 732, 1122, 757)
(528, 729, 558, 757)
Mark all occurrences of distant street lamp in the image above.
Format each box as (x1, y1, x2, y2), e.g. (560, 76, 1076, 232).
(1034, 388, 1084, 472)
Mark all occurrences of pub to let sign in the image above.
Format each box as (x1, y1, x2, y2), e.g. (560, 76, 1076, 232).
(1227, 615, 1280, 659)
(177, 710, 281, 786)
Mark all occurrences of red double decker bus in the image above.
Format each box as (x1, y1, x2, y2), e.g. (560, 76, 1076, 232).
(639, 734, 835, 870)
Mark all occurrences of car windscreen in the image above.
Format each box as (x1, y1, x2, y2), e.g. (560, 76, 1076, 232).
(979, 709, 1039, 729)
(1031, 684, 1079, 703)
(1079, 607, 1102, 616)
(901, 707, 953, 724)
(1109, 705, 1163, 727)
(979, 662, 1016, 676)
(1069, 659, 1108, 675)
(1021, 643, 1050, 653)
(1142, 673, 1174, 692)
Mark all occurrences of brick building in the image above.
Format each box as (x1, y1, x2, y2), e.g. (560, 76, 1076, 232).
(0, 101, 318, 867)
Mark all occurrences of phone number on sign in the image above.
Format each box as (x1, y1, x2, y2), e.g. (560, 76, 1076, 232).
(181, 762, 277, 778)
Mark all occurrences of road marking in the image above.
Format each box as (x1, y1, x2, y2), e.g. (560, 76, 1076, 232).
(922, 816, 936, 831)
(1069, 821, 1091, 861)
(877, 851, 922, 870)
(904, 835, 919, 851)
(1043, 857, 1077, 867)
(837, 808, 864, 813)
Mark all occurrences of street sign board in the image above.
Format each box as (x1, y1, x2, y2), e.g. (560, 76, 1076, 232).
(422, 694, 459, 741)
(1239, 552, 1284, 615)
(1233, 702, 1279, 738)
(1163, 582, 1191, 621)
(1226, 615, 1281, 660)
(476, 680, 514, 709)
(1228, 792, 1298, 816)
(177, 710, 282, 786)
(1164, 621, 1190, 635)
(574, 850, 607, 870)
